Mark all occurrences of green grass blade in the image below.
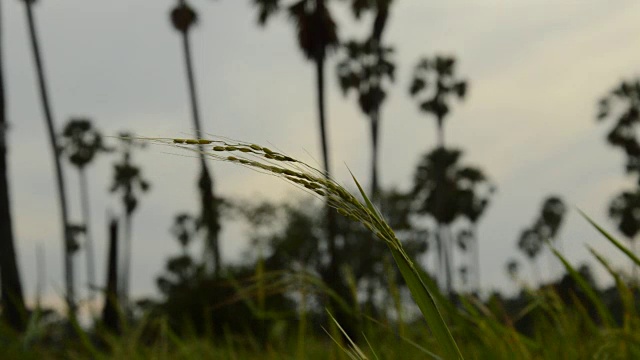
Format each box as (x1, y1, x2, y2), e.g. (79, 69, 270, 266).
(327, 309, 368, 360)
(362, 333, 380, 360)
(579, 209, 640, 266)
(350, 172, 463, 359)
(549, 245, 615, 327)
(322, 326, 359, 360)
(589, 246, 636, 319)
(389, 242, 462, 359)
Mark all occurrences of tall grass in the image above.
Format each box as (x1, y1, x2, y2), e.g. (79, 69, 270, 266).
(7, 135, 640, 359)
(144, 136, 463, 358)
(146, 135, 640, 359)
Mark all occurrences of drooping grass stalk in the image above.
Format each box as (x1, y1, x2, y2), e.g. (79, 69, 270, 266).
(137, 136, 464, 359)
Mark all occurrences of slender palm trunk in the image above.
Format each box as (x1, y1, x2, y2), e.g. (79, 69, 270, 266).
(435, 225, 444, 289)
(315, 47, 353, 335)
(35, 244, 44, 308)
(79, 168, 97, 304)
(24, 0, 75, 316)
(471, 226, 481, 294)
(102, 216, 120, 333)
(315, 54, 338, 274)
(436, 117, 445, 148)
(179, 7, 220, 277)
(316, 55, 331, 178)
(0, 0, 26, 329)
(370, 111, 380, 201)
(121, 210, 132, 302)
(444, 226, 454, 295)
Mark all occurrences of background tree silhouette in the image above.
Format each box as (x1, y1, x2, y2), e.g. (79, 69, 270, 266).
(597, 78, 640, 281)
(597, 79, 640, 178)
(0, 0, 26, 331)
(253, 0, 353, 332)
(409, 55, 467, 148)
(536, 196, 567, 279)
(170, 0, 221, 278)
(253, 0, 338, 178)
(517, 227, 542, 285)
(60, 117, 111, 307)
(157, 213, 203, 296)
(348, 0, 393, 44)
(22, 0, 76, 317)
(506, 258, 520, 280)
(412, 147, 489, 294)
(110, 134, 150, 304)
(408, 54, 474, 295)
(338, 0, 395, 200)
(608, 189, 640, 280)
(456, 166, 494, 293)
(515, 196, 566, 285)
(336, 38, 394, 199)
(537, 197, 566, 243)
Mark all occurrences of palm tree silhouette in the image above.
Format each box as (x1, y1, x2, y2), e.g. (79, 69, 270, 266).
(110, 134, 150, 304)
(60, 118, 111, 306)
(340, 1, 395, 199)
(517, 227, 542, 285)
(536, 196, 566, 279)
(22, 0, 76, 316)
(0, 0, 26, 330)
(538, 197, 566, 241)
(456, 168, 494, 293)
(254, 0, 338, 177)
(505, 259, 520, 280)
(336, 38, 394, 199)
(608, 189, 640, 281)
(597, 79, 640, 177)
(253, 0, 346, 323)
(170, 0, 221, 277)
(409, 55, 467, 148)
(597, 79, 640, 282)
(412, 147, 486, 294)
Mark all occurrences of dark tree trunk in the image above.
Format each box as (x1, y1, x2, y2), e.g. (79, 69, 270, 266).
(102, 217, 120, 334)
(79, 168, 97, 302)
(35, 244, 44, 307)
(179, 5, 220, 277)
(315, 46, 354, 337)
(315, 54, 337, 273)
(370, 0, 390, 44)
(121, 209, 132, 302)
(471, 225, 481, 294)
(370, 111, 380, 201)
(24, 0, 75, 317)
(435, 225, 443, 289)
(0, 0, 26, 330)
(436, 117, 445, 148)
(444, 226, 454, 295)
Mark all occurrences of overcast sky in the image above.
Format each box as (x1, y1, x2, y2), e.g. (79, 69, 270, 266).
(3, 0, 640, 310)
